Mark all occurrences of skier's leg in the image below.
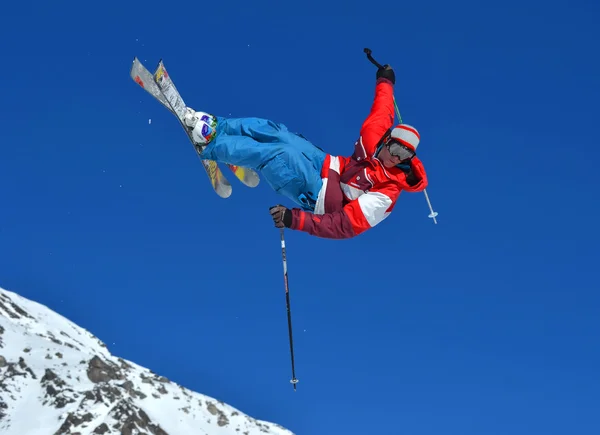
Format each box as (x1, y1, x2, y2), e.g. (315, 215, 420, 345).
(198, 116, 326, 210)
(269, 127, 326, 209)
(200, 117, 291, 167)
(215, 116, 290, 141)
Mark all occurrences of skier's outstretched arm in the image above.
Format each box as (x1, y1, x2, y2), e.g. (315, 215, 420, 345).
(359, 67, 396, 156)
(270, 185, 400, 239)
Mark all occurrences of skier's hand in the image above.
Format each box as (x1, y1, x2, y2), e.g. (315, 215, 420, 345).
(376, 64, 395, 85)
(269, 205, 292, 229)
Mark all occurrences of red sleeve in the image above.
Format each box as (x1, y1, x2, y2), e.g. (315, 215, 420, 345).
(289, 207, 356, 240)
(359, 78, 396, 156)
(288, 185, 400, 240)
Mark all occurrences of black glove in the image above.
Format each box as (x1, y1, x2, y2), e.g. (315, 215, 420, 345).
(269, 205, 293, 228)
(405, 166, 419, 186)
(376, 64, 395, 85)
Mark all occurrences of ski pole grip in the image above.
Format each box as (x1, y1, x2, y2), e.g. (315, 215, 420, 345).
(363, 47, 384, 69)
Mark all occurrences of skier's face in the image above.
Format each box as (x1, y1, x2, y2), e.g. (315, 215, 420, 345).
(378, 145, 404, 168)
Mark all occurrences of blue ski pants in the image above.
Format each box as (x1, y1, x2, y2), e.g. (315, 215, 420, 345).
(199, 117, 326, 211)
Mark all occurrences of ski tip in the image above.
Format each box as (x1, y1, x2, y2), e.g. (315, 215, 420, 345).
(245, 178, 260, 188)
(216, 189, 232, 199)
(242, 170, 260, 188)
(129, 57, 138, 74)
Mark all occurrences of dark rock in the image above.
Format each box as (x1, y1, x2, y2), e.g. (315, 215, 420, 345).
(93, 423, 110, 434)
(42, 369, 65, 386)
(205, 401, 230, 427)
(207, 401, 218, 415)
(64, 342, 80, 351)
(150, 424, 169, 435)
(118, 358, 132, 369)
(120, 380, 135, 395)
(0, 300, 18, 319)
(218, 413, 230, 427)
(46, 384, 58, 397)
(42, 369, 57, 381)
(46, 332, 63, 345)
(55, 412, 91, 433)
(99, 384, 123, 403)
(55, 396, 75, 409)
(138, 409, 151, 426)
(0, 295, 33, 319)
(18, 357, 36, 379)
(87, 356, 122, 383)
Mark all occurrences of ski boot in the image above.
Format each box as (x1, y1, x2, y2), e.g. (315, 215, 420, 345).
(183, 108, 217, 150)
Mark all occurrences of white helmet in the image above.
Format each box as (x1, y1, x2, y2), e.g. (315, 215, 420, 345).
(390, 124, 420, 151)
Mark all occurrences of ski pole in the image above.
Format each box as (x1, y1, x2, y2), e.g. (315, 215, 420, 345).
(364, 47, 384, 69)
(363, 48, 439, 224)
(279, 228, 299, 390)
(390, 95, 439, 224)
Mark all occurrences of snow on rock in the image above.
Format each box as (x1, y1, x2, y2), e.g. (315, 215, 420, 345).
(0, 286, 294, 435)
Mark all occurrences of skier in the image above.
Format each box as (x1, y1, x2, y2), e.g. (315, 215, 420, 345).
(182, 64, 428, 240)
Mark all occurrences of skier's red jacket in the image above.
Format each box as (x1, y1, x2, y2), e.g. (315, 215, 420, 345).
(289, 77, 428, 239)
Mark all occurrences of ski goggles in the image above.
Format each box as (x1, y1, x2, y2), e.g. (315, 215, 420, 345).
(384, 137, 416, 161)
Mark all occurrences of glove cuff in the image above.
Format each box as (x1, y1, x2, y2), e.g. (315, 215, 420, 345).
(283, 209, 293, 227)
(376, 66, 396, 85)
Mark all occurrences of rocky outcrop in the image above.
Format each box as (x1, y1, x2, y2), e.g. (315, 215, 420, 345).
(0, 286, 295, 435)
(87, 356, 124, 384)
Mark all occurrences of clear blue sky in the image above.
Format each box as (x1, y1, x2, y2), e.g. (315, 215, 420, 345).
(2, 0, 599, 434)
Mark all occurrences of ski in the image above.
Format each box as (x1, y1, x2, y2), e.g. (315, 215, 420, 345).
(130, 57, 231, 198)
(221, 164, 260, 188)
(129, 58, 259, 191)
(153, 61, 260, 188)
(151, 61, 260, 188)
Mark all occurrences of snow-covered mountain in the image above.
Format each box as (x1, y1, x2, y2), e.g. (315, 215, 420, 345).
(0, 286, 294, 435)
